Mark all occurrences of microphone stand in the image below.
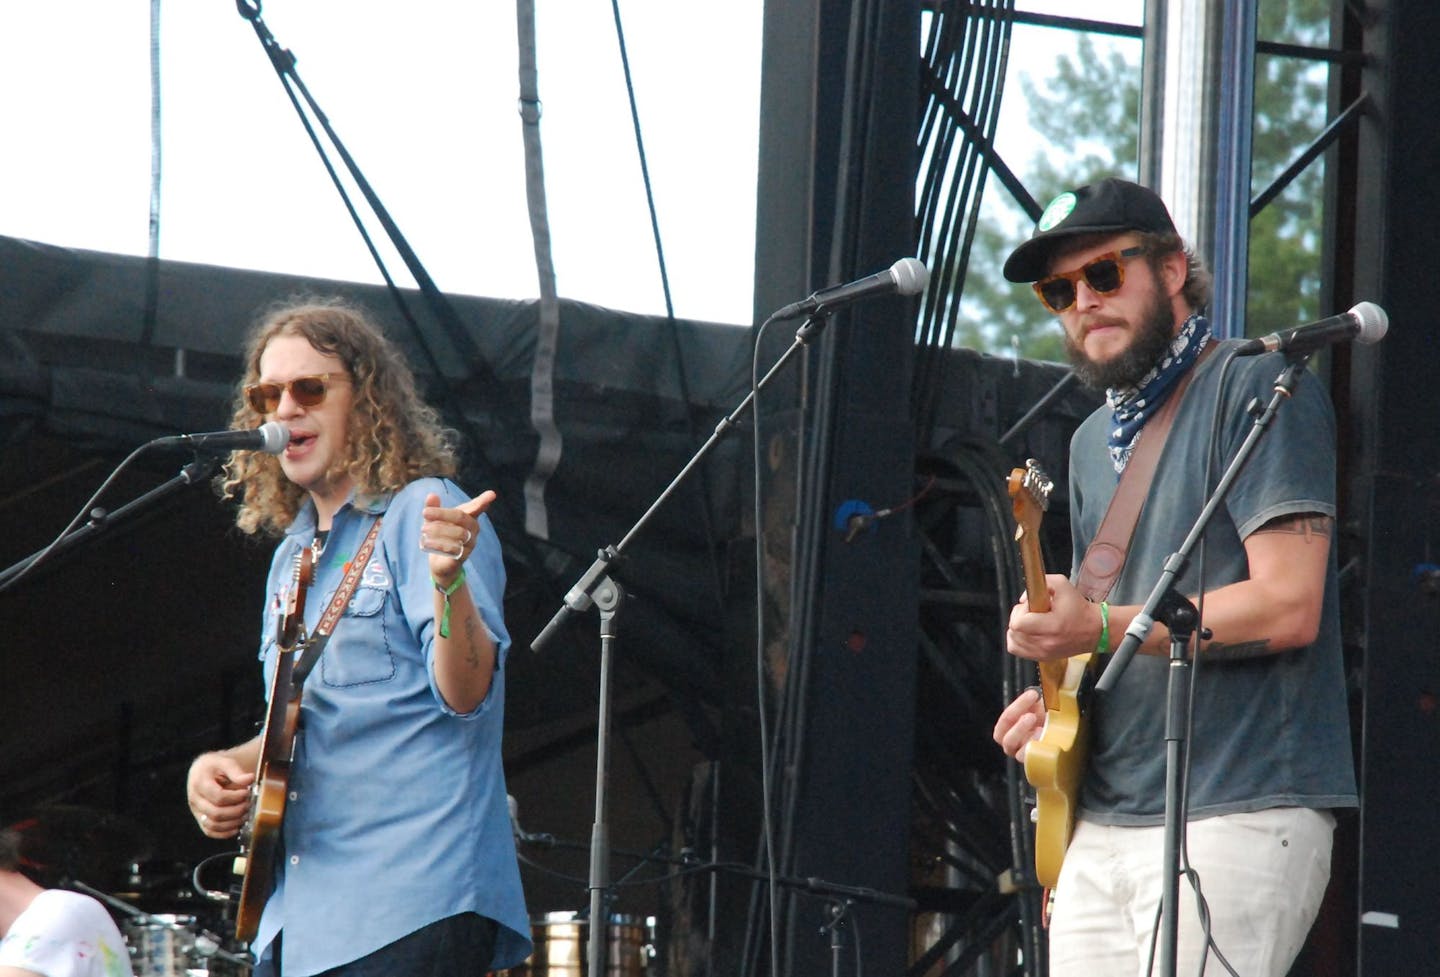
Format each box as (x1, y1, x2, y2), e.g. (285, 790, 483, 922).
(0, 455, 221, 593)
(1093, 351, 1312, 977)
(531, 309, 840, 977)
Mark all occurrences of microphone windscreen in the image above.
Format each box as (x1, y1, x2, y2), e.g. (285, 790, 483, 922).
(1349, 302, 1388, 344)
(891, 257, 930, 296)
(257, 422, 291, 454)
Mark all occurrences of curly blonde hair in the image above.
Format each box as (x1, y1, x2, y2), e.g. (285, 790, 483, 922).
(218, 297, 459, 536)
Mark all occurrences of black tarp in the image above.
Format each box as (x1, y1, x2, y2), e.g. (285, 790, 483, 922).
(0, 231, 755, 731)
(0, 231, 1097, 937)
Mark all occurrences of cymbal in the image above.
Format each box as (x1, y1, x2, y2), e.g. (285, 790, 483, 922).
(8, 804, 155, 884)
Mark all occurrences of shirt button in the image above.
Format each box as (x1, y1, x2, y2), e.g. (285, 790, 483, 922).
(288, 791, 298, 801)
(289, 855, 300, 866)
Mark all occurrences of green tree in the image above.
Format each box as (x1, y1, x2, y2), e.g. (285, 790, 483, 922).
(954, 0, 1331, 359)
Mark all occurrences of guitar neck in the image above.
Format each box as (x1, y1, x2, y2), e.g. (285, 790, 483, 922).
(1017, 532, 1051, 613)
(1014, 509, 1057, 703)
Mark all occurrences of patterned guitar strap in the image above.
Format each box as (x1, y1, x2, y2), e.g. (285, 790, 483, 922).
(291, 517, 384, 692)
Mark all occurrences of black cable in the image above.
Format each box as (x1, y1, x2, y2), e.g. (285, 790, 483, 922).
(914, 0, 1017, 429)
(0, 443, 154, 595)
(943, 438, 1047, 975)
(745, 312, 784, 977)
(605, 0, 727, 614)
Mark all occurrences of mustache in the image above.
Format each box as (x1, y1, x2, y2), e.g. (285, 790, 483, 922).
(1077, 315, 1126, 337)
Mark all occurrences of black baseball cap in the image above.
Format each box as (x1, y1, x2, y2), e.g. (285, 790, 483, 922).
(1003, 178, 1179, 283)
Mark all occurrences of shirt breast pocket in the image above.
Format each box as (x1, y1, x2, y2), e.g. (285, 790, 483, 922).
(319, 584, 398, 687)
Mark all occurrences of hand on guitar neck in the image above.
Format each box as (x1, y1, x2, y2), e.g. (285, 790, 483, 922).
(1007, 573, 1108, 664)
(1004, 460, 1102, 656)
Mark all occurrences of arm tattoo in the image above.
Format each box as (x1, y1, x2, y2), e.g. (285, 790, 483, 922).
(1192, 515, 1330, 660)
(1251, 513, 1333, 539)
(1201, 637, 1274, 661)
(463, 614, 483, 669)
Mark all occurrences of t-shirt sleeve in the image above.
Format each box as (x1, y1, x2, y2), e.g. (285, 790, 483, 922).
(1222, 358, 1337, 540)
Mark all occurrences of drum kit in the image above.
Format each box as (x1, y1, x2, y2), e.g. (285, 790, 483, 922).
(18, 805, 658, 977)
(13, 806, 247, 977)
(103, 860, 250, 977)
(16, 805, 671, 977)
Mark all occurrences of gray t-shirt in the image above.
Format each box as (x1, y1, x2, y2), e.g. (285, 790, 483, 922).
(1069, 342, 1359, 825)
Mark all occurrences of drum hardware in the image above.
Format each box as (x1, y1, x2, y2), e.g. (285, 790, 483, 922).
(71, 876, 254, 975)
(498, 911, 654, 976)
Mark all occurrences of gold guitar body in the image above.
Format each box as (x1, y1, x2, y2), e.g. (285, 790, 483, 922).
(1024, 653, 1094, 889)
(1008, 459, 1096, 890)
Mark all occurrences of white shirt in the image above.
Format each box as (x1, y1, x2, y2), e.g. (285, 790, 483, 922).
(0, 890, 132, 977)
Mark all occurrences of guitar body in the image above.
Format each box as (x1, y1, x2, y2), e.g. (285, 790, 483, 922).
(1024, 654, 1094, 888)
(233, 679, 300, 942)
(1008, 459, 1096, 889)
(231, 547, 312, 944)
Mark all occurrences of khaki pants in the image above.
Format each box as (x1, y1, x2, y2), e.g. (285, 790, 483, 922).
(1048, 807, 1335, 977)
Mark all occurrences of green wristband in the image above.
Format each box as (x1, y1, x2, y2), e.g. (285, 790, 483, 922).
(433, 570, 466, 639)
(1094, 600, 1110, 655)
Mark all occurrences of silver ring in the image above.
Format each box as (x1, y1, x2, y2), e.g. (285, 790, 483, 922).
(199, 814, 208, 827)
(462, 528, 472, 545)
(453, 543, 464, 559)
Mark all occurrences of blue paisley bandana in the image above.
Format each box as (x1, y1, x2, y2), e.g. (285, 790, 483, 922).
(1106, 313, 1211, 473)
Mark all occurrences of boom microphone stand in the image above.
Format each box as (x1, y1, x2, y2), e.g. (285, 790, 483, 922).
(1093, 350, 1312, 977)
(0, 455, 221, 594)
(530, 304, 864, 977)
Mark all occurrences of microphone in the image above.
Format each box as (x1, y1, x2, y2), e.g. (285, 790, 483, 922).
(771, 257, 929, 320)
(149, 422, 290, 455)
(1234, 301, 1388, 357)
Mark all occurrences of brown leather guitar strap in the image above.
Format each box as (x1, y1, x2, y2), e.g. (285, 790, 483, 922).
(1075, 343, 1214, 602)
(291, 516, 384, 692)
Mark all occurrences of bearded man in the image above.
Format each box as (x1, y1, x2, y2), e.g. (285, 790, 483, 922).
(992, 179, 1356, 977)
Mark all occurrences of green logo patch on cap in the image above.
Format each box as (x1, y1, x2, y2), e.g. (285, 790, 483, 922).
(1037, 191, 1077, 232)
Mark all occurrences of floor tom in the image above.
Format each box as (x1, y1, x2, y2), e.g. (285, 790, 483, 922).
(500, 911, 651, 976)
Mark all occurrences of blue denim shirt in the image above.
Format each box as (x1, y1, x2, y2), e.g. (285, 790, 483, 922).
(252, 478, 531, 974)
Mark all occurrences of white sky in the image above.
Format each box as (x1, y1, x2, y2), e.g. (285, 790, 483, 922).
(0, 2, 1138, 328)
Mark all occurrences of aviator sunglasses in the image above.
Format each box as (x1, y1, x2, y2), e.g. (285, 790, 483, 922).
(244, 373, 348, 414)
(1032, 245, 1147, 313)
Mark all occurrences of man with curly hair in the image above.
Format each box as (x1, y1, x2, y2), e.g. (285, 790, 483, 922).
(184, 299, 530, 976)
(0, 827, 132, 977)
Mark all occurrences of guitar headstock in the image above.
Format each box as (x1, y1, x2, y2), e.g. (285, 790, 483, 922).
(277, 545, 315, 650)
(1008, 458, 1053, 538)
(1008, 458, 1054, 613)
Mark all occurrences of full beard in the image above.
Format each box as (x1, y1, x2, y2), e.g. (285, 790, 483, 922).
(1064, 285, 1176, 391)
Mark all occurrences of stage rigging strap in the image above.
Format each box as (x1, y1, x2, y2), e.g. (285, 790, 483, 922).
(516, 0, 563, 542)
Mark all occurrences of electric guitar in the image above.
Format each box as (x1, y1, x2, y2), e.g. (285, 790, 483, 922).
(1008, 459, 1094, 889)
(231, 544, 314, 943)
